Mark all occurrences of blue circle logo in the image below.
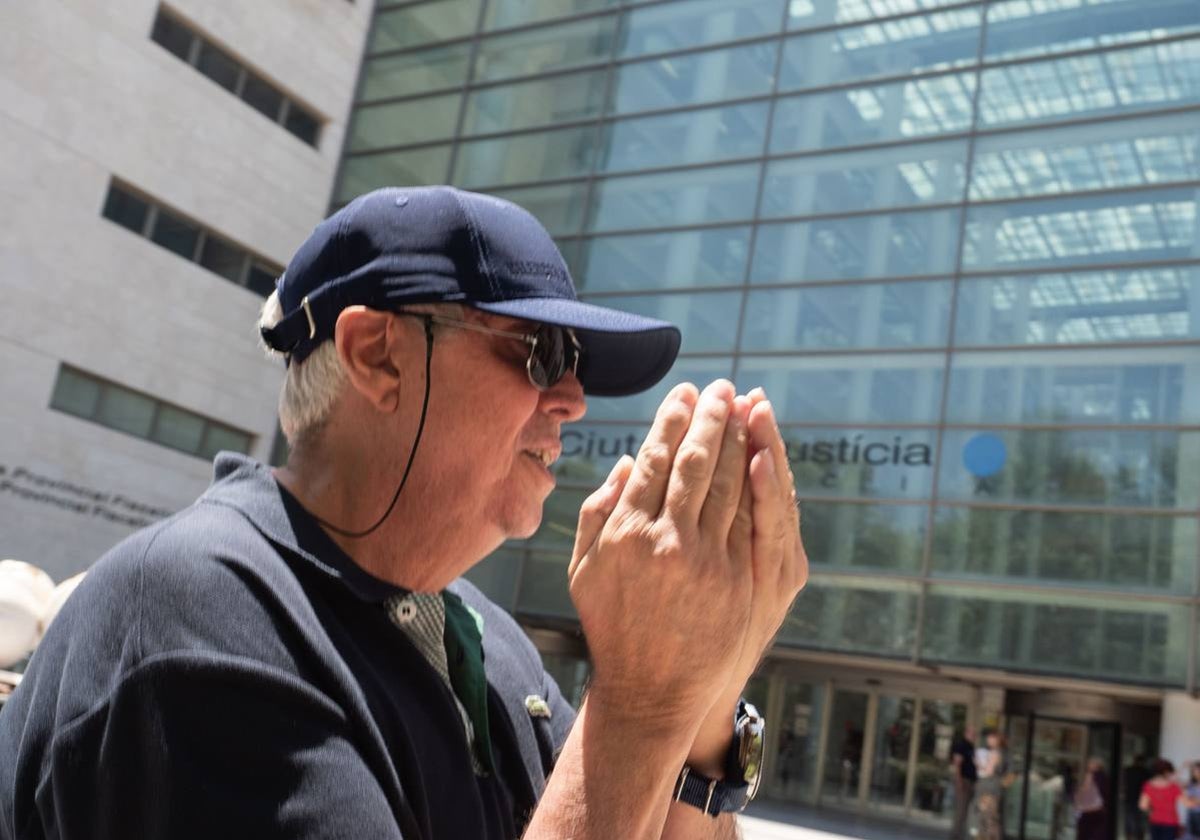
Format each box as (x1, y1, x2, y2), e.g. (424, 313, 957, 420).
(963, 433, 1007, 478)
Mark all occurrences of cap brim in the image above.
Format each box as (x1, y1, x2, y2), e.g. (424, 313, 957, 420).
(472, 298, 681, 397)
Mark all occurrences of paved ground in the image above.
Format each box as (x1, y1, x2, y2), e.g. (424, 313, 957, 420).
(739, 801, 947, 840)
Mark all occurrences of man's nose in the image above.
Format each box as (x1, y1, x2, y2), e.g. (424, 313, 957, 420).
(541, 371, 586, 422)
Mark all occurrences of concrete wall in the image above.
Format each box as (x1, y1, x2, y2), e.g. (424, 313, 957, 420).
(0, 0, 371, 580)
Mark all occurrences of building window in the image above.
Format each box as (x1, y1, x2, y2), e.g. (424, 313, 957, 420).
(101, 180, 281, 297)
(149, 6, 323, 147)
(50, 365, 254, 461)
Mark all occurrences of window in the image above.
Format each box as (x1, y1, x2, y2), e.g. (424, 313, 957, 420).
(150, 7, 323, 147)
(101, 180, 283, 296)
(50, 366, 254, 460)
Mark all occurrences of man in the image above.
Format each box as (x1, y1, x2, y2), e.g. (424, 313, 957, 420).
(0, 187, 807, 839)
(1123, 755, 1150, 840)
(950, 726, 977, 840)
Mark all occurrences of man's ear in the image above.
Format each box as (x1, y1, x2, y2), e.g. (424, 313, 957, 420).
(334, 307, 402, 412)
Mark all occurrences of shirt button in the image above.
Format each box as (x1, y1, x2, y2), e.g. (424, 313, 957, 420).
(394, 599, 416, 624)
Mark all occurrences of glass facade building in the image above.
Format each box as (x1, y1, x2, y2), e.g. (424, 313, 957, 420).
(339, 0, 1200, 828)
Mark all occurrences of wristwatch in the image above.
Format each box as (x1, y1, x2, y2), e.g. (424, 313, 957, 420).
(673, 700, 765, 817)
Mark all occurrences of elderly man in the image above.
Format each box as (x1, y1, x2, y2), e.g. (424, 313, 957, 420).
(0, 187, 806, 839)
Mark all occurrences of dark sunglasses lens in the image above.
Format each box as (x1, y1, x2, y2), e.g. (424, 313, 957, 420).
(529, 326, 567, 389)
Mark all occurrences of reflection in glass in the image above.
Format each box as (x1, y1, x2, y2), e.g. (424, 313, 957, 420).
(347, 94, 461, 151)
(953, 268, 1200, 346)
(463, 548, 521, 610)
(778, 8, 980, 92)
(762, 141, 968, 217)
(151, 405, 206, 454)
(738, 354, 944, 424)
(491, 181, 589, 236)
(574, 227, 751, 291)
(771, 73, 976, 154)
(783, 429, 935, 500)
(599, 102, 769, 173)
(584, 358, 735, 421)
(515, 551, 577, 617)
(961, 187, 1199, 272)
(370, 0, 480, 53)
(984, 0, 1200, 62)
(936, 428, 1197, 509)
(463, 70, 608, 135)
(787, 0, 965, 31)
(611, 41, 777, 114)
(474, 16, 617, 81)
(821, 689, 869, 805)
(922, 585, 1191, 686)
(588, 164, 759, 232)
(454, 125, 599, 187)
(540, 651, 591, 709)
(869, 695, 915, 809)
(932, 507, 1198, 594)
(977, 40, 1200, 129)
(617, 0, 785, 58)
(336, 147, 452, 202)
(520, 489, 589, 552)
(359, 43, 473, 100)
(800, 501, 927, 573)
(779, 578, 919, 656)
(913, 700, 969, 820)
(741, 281, 952, 351)
(554, 423, 648, 485)
(484, 0, 617, 31)
(580, 291, 742, 353)
(771, 680, 826, 804)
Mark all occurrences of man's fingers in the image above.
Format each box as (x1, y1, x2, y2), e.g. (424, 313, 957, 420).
(699, 395, 751, 541)
(748, 399, 793, 499)
(660, 380, 736, 525)
(615, 383, 698, 520)
(569, 455, 634, 579)
(728, 465, 754, 566)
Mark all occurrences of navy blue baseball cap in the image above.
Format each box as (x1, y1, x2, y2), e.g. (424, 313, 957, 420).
(260, 186, 681, 397)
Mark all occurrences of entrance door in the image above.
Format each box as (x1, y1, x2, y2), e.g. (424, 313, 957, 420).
(821, 689, 869, 806)
(1008, 714, 1120, 840)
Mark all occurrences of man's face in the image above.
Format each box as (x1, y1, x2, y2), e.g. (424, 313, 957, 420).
(399, 310, 587, 550)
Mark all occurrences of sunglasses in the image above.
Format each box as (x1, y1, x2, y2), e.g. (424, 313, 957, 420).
(394, 312, 582, 390)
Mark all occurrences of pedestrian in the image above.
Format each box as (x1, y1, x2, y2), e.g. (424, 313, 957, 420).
(1185, 762, 1200, 840)
(974, 729, 1009, 840)
(0, 186, 808, 839)
(950, 726, 978, 840)
(1125, 755, 1152, 840)
(1075, 757, 1110, 840)
(1140, 758, 1198, 840)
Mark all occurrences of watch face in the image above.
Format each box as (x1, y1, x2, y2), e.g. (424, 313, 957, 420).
(738, 704, 766, 801)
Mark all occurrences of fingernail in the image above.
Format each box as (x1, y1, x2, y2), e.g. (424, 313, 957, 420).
(605, 458, 624, 487)
(762, 400, 777, 425)
(748, 386, 766, 400)
(761, 448, 777, 476)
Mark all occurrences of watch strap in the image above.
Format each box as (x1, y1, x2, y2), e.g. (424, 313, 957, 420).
(673, 766, 751, 816)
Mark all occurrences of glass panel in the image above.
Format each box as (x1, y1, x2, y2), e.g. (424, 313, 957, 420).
(771, 72, 976, 154)
(195, 42, 241, 93)
(969, 113, 1200, 201)
(869, 695, 915, 809)
(588, 163, 759, 232)
(783, 429, 934, 500)
(474, 15, 617, 82)
(913, 700, 968, 821)
(787, 0, 966, 31)
(977, 39, 1200, 130)
(617, 0, 786, 58)
(779, 578, 920, 656)
(101, 186, 149, 235)
(953, 267, 1200, 346)
(369, 0, 480, 52)
(772, 679, 826, 804)
(750, 209, 962, 283)
(240, 73, 283, 121)
(599, 102, 769, 173)
(198, 423, 252, 460)
(540, 651, 591, 708)
(151, 404, 206, 454)
(337, 147, 453, 201)
(821, 689, 869, 805)
(741, 281, 953, 351)
(96, 387, 156, 438)
(985, 0, 1200, 62)
(514, 550, 577, 617)
(149, 210, 200, 260)
(463, 70, 607, 134)
(554, 423, 647, 486)
(347, 93, 461, 150)
(762, 140, 968, 217)
(936, 428, 1199, 509)
(150, 12, 194, 62)
(463, 548, 521, 610)
(800, 501, 928, 573)
(518, 489, 589, 554)
(491, 181, 589, 236)
(245, 263, 278, 297)
(946, 348, 1198, 425)
(932, 507, 1199, 595)
(199, 235, 246, 283)
(359, 43, 473, 100)
(454, 125, 599, 188)
(579, 291, 742, 353)
(584, 358, 736, 422)
(611, 41, 777, 114)
(778, 7, 981, 92)
(485, 0, 618, 31)
(284, 106, 320, 147)
(922, 585, 1191, 686)
(961, 187, 1200, 273)
(574, 227, 751, 292)
(50, 368, 102, 419)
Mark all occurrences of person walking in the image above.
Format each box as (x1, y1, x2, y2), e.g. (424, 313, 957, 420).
(1140, 759, 1198, 840)
(1076, 757, 1111, 840)
(950, 726, 978, 840)
(974, 729, 1008, 840)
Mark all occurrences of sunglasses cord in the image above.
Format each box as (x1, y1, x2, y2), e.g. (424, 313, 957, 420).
(313, 315, 435, 538)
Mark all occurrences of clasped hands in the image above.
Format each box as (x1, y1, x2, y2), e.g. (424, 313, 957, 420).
(567, 380, 808, 752)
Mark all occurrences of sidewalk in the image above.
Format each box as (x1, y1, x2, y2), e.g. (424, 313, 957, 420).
(740, 800, 948, 840)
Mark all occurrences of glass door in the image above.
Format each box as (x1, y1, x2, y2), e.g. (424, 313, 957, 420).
(821, 689, 869, 806)
(912, 699, 968, 823)
(770, 678, 826, 803)
(868, 694, 916, 812)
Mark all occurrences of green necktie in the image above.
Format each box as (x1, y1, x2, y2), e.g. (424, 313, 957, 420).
(442, 591, 495, 775)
